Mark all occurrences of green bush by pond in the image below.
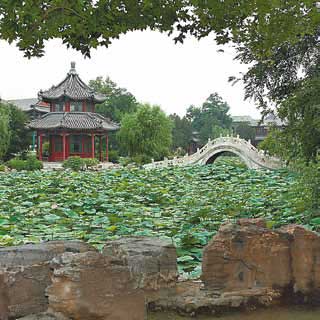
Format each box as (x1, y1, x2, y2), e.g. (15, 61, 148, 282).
(0, 158, 315, 276)
(6, 154, 43, 171)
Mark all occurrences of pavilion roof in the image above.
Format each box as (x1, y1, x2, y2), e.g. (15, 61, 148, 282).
(39, 62, 106, 103)
(28, 112, 119, 132)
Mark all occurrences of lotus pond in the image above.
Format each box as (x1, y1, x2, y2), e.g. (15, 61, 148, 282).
(0, 158, 317, 276)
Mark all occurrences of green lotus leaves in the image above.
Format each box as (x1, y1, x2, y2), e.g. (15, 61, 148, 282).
(0, 158, 312, 276)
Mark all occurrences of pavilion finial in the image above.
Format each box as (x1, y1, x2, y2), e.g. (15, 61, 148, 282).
(69, 61, 77, 74)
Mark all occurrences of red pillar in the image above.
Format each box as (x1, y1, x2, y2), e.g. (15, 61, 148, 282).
(36, 133, 39, 158)
(39, 134, 43, 161)
(99, 136, 102, 162)
(62, 133, 66, 161)
(91, 133, 95, 159)
(105, 134, 109, 162)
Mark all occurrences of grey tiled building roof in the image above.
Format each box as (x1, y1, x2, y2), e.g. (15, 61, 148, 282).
(6, 98, 38, 111)
(28, 112, 119, 132)
(39, 62, 106, 103)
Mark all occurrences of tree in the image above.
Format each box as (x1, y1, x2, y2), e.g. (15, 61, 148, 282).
(0, 103, 10, 159)
(0, 103, 31, 161)
(0, 2, 318, 59)
(186, 93, 232, 143)
(5, 105, 31, 160)
(89, 77, 138, 123)
(277, 76, 320, 161)
(117, 103, 172, 161)
(234, 123, 256, 141)
(89, 76, 138, 152)
(169, 113, 192, 152)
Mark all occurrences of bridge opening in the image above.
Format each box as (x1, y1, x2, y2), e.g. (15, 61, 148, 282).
(205, 151, 247, 167)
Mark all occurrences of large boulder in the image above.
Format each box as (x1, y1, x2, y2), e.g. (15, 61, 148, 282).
(281, 225, 320, 296)
(0, 241, 95, 319)
(201, 219, 320, 302)
(201, 219, 292, 291)
(47, 251, 145, 320)
(103, 237, 178, 291)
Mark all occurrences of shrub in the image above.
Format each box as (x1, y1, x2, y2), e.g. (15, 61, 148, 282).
(83, 158, 99, 168)
(131, 154, 151, 165)
(25, 154, 43, 170)
(118, 157, 132, 166)
(63, 157, 99, 171)
(6, 154, 43, 171)
(7, 159, 27, 170)
(0, 164, 6, 172)
(63, 156, 85, 171)
(108, 150, 119, 163)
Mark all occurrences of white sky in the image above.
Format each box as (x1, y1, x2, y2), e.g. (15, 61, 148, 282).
(0, 30, 260, 118)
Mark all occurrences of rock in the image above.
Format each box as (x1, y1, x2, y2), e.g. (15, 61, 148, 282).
(0, 273, 9, 320)
(17, 312, 69, 320)
(0, 241, 96, 319)
(202, 220, 291, 291)
(47, 251, 145, 320)
(281, 225, 320, 295)
(103, 237, 178, 290)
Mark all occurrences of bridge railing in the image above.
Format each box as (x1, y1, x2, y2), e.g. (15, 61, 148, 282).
(144, 136, 283, 169)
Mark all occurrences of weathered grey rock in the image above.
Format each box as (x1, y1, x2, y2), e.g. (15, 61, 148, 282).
(103, 237, 178, 290)
(281, 225, 320, 295)
(47, 251, 145, 320)
(0, 272, 9, 320)
(148, 280, 282, 314)
(202, 219, 291, 292)
(0, 241, 96, 319)
(17, 312, 69, 320)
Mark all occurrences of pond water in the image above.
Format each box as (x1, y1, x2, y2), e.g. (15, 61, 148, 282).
(148, 306, 320, 320)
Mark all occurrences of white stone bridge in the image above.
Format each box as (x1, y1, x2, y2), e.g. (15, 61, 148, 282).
(144, 136, 283, 170)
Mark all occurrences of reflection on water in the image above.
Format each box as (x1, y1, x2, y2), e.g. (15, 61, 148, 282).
(148, 306, 320, 320)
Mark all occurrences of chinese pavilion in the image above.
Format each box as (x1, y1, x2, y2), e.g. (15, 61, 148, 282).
(29, 62, 119, 162)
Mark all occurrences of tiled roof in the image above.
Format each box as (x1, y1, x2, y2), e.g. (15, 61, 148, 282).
(39, 62, 106, 103)
(232, 115, 259, 126)
(6, 98, 38, 111)
(6, 98, 50, 112)
(26, 105, 49, 114)
(28, 112, 119, 131)
(232, 114, 284, 126)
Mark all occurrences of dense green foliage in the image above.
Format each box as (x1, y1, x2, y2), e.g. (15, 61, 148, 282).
(233, 122, 256, 141)
(169, 114, 192, 153)
(0, 103, 10, 159)
(277, 77, 320, 161)
(1, 1, 318, 58)
(0, 103, 31, 161)
(63, 156, 99, 171)
(118, 104, 172, 161)
(90, 77, 138, 123)
(187, 93, 232, 144)
(259, 128, 289, 159)
(6, 154, 43, 171)
(5, 105, 31, 160)
(0, 159, 315, 275)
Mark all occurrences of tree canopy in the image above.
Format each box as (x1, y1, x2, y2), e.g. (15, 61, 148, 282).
(117, 103, 172, 161)
(0, 103, 10, 159)
(0, 103, 31, 161)
(89, 76, 138, 123)
(1, 1, 319, 59)
(169, 114, 192, 152)
(186, 93, 232, 144)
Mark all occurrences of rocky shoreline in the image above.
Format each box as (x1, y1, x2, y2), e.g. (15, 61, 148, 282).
(1, 219, 319, 319)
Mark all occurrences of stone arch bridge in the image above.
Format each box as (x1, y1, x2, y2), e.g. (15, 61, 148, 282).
(144, 136, 283, 170)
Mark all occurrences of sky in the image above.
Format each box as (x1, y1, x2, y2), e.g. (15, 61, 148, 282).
(0, 30, 260, 118)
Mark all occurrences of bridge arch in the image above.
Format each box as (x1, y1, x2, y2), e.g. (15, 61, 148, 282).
(205, 150, 250, 167)
(144, 137, 283, 170)
(199, 145, 254, 169)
